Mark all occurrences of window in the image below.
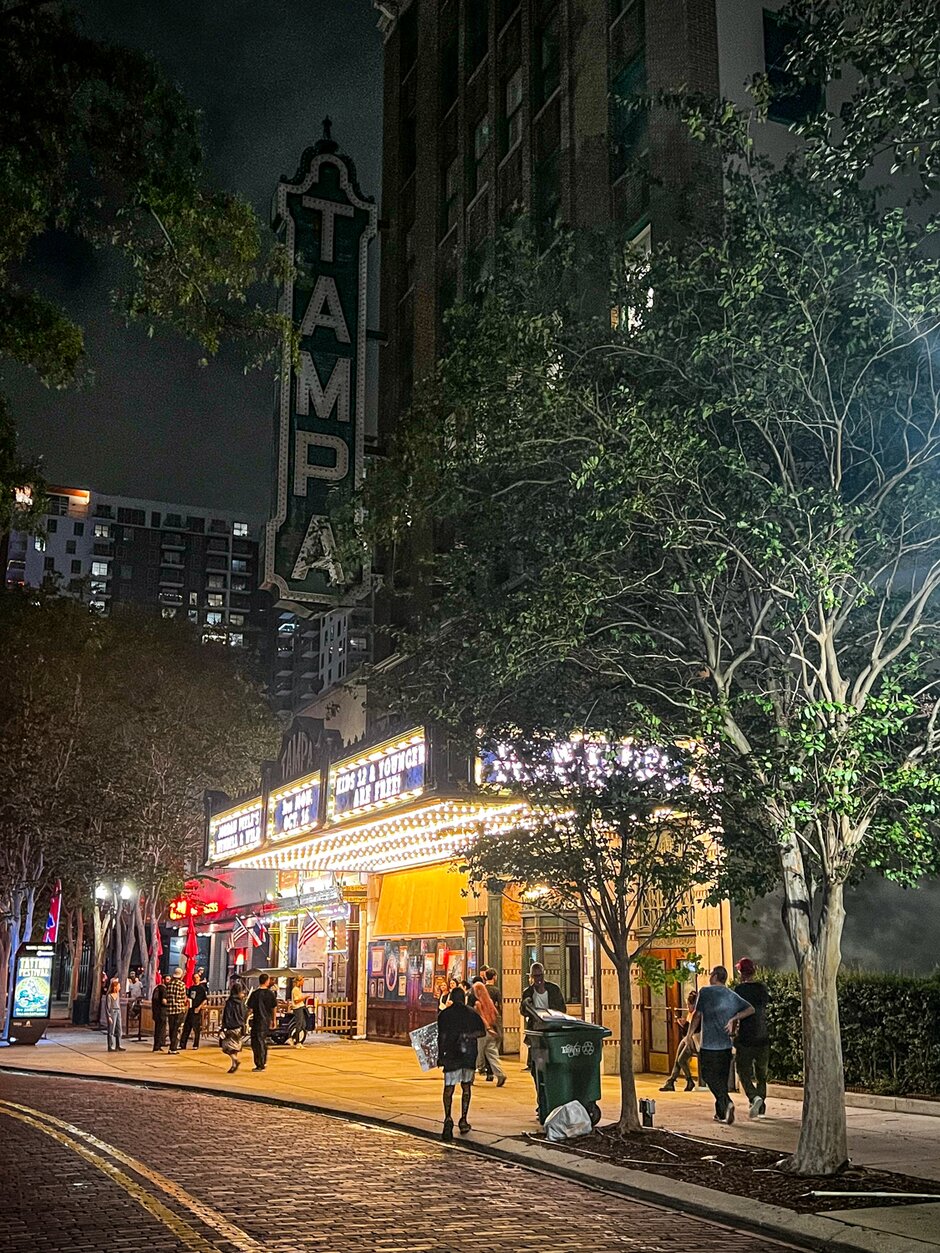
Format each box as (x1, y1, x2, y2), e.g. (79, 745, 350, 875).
(122, 527, 134, 542)
(44, 556, 55, 572)
(763, 9, 823, 124)
(91, 561, 109, 578)
(207, 574, 226, 590)
(188, 609, 199, 623)
(47, 519, 58, 533)
(162, 551, 183, 566)
(442, 156, 460, 235)
(229, 613, 245, 627)
(150, 511, 161, 528)
(90, 579, 108, 596)
(232, 578, 249, 592)
(231, 558, 248, 574)
(162, 607, 177, 619)
(119, 565, 131, 580)
(187, 515, 205, 533)
(207, 593, 224, 608)
(466, 0, 488, 71)
(117, 507, 145, 525)
(89, 599, 106, 613)
(73, 521, 85, 536)
(165, 513, 183, 529)
(534, 8, 560, 109)
(502, 68, 523, 154)
(233, 521, 249, 537)
(71, 559, 82, 574)
(610, 54, 649, 179)
(229, 633, 245, 648)
(94, 523, 110, 539)
(66, 540, 76, 555)
(34, 536, 45, 552)
(471, 114, 491, 194)
(206, 611, 224, 625)
(189, 591, 198, 605)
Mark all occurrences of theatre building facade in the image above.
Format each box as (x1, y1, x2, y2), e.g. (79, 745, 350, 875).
(204, 718, 733, 1074)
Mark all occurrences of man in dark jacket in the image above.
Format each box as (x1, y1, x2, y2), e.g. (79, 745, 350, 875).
(180, 972, 209, 1050)
(246, 974, 277, 1072)
(520, 962, 566, 1027)
(437, 987, 484, 1141)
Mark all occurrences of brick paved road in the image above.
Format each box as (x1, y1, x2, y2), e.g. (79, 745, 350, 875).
(0, 1072, 799, 1253)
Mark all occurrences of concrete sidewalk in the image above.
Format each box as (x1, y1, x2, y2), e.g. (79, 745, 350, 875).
(3, 1029, 940, 1252)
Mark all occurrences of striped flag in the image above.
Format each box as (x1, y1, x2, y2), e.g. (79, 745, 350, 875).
(248, 917, 268, 949)
(299, 913, 320, 948)
(232, 915, 249, 945)
(43, 879, 62, 944)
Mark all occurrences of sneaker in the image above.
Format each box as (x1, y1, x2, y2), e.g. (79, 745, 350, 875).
(168, 1050, 179, 1055)
(496, 1074, 507, 1088)
(757, 1098, 767, 1118)
(442, 1119, 454, 1142)
(749, 1096, 762, 1120)
(458, 1118, 472, 1135)
(295, 1043, 304, 1050)
(724, 1102, 735, 1125)
(117, 1047, 126, 1052)
(684, 1080, 696, 1092)
(252, 1066, 265, 1071)
(659, 1082, 676, 1092)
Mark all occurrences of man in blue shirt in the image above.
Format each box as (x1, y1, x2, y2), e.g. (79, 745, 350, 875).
(689, 966, 754, 1124)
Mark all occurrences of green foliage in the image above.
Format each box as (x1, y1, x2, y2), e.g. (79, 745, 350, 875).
(762, 967, 940, 1096)
(0, 0, 290, 529)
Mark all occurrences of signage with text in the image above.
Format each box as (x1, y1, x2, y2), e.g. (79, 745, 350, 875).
(328, 729, 427, 822)
(269, 770, 322, 842)
(168, 899, 221, 922)
(12, 943, 55, 1020)
(206, 798, 263, 864)
(264, 126, 377, 606)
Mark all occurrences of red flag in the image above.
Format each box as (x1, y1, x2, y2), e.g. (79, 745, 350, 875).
(184, 911, 199, 985)
(43, 879, 62, 944)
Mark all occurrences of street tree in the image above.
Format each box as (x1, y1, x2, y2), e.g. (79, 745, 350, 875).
(466, 733, 719, 1135)
(0, 593, 278, 1029)
(364, 143, 940, 1176)
(0, 0, 288, 523)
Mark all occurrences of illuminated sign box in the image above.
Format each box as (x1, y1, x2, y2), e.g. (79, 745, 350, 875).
(269, 770, 322, 842)
(328, 728, 427, 822)
(12, 943, 55, 1020)
(207, 797, 263, 864)
(168, 898, 221, 922)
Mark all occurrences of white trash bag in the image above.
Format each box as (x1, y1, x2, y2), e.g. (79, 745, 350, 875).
(543, 1099, 593, 1142)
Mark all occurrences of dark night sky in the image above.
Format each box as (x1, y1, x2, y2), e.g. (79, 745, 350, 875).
(9, 0, 384, 514)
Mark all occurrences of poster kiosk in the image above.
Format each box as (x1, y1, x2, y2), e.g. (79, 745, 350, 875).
(8, 942, 55, 1045)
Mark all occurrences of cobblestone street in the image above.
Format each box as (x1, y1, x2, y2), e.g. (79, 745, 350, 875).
(0, 1072, 800, 1253)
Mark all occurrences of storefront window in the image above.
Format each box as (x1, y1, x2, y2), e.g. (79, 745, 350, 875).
(523, 911, 583, 1004)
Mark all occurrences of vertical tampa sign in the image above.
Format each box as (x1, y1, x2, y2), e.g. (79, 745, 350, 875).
(265, 122, 377, 605)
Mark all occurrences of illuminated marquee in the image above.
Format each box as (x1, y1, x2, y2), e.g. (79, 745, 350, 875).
(206, 797, 263, 865)
(168, 898, 221, 922)
(269, 770, 322, 842)
(328, 728, 427, 822)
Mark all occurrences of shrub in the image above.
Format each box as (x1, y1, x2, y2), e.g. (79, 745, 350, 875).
(758, 968, 940, 1096)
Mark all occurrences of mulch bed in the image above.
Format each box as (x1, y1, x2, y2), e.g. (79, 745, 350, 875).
(527, 1126, 940, 1214)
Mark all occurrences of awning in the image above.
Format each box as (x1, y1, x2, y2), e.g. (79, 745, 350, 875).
(372, 863, 476, 939)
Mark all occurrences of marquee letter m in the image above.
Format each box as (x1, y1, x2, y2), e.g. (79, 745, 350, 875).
(296, 350, 350, 423)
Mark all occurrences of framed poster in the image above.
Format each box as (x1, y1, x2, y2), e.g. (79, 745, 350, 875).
(376, 978, 385, 999)
(398, 974, 407, 997)
(370, 945, 385, 976)
(447, 951, 465, 983)
(399, 944, 408, 974)
(435, 942, 447, 969)
(369, 979, 377, 998)
(422, 954, 435, 994)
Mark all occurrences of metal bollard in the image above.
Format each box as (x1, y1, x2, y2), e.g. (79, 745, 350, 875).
(639, 1097, 656, 1127)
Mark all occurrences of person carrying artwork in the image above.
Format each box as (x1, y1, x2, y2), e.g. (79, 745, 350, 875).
(470, 976, 506, 1087)
(437, 986, 485, 1141)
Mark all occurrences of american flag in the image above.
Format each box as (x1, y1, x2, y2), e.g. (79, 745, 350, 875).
(231, 915, 249, 946)
(299, 913, 320, 947)
(248, 917, 268, 949)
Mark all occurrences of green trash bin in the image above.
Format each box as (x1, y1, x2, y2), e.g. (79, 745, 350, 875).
(525, 1016, 612, 1126)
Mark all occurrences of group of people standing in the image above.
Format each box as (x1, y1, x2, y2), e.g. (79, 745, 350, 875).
(660, 957, 770, 1125)
(149, 967, 209, 1054)
(436, 966, 505, 1140)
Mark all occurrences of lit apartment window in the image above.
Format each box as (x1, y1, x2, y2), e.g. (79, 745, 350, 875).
(207, 574, 226, 590)
(89, 599, 106, 613)
(189, 591, 198, 606)
(233, 521, 249, 537)
(207, 593, 224, 608)
(205, 611, 224, 625)
(230, 613, 245, 627)
(94, 523, 111, 539)
(231, 558, 248, 574)
(34, 536, 45, 552)
(90, 579, 108, 595)
(162, 607, 177, 619)
(91, 561, 109, 578)
(229, 633, 245, 648)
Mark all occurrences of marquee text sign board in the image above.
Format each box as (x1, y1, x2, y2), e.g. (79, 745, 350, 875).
(264, 137, 377, 606)
(206, 798, 263, 865)
(328, 730, 427, 821)
(269, 771, 322, 842)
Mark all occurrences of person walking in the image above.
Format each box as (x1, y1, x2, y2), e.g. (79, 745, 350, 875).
(470, 976, 506, 1087)
(105, 978, 125, 1052)
(733, 957, 771, 1118)
(151, 981, 168, 1052)
(289, 977, 307, 1048)
(437, 986, 485, 1141)
(163, 966, 189, 1055)
(126, 971, 144, 1035)
(180, 971, 209, 1050)
(660, 991, 698, 1092)
(219, 981, 246, 1074)
(246, 974, 277, 1072)
(688, 966, 755, 1124)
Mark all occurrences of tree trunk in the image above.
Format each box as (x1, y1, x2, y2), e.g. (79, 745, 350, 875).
(22, 883, 37, 944)
(2, 887, 25, 1039)
(614, 958, 642, 1134)
(0, 924, 11, 1035)
(784, 879, 848, 1175)
(133, 897, 149, 993)
(67, 907, 84, 1012)
(89, 903, 111, 1028)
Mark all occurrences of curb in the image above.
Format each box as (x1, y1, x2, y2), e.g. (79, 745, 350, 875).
(767, 1085, 940, 1120)
(1, 1061, 937, 1253)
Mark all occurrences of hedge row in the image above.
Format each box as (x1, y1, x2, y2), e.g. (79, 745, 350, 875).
(759, 968, 940, 1096)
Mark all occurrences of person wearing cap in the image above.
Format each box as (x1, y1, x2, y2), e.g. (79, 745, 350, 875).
(733, 957, 770, 1118)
